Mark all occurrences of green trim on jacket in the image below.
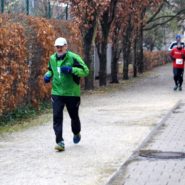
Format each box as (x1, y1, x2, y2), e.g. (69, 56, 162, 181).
(45, 51, 89, 96)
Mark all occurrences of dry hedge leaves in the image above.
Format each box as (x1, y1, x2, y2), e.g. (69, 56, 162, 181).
(0, 14, 82, 115)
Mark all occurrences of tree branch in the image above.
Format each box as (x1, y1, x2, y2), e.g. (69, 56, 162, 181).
(149, 8, 185, 22)
(146, 2, 165, 24)
(144, 8, 185, 31)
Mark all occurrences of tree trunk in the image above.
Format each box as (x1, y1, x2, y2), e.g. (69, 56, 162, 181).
(123, 58, 129, 80)
(122, 16, 132, 80)
(133, 39, 137, 77)
(98, 0, 118, 86)
(137, 9, 145, 73)
(83, 28, 95, 90)
(98, 41, 107, 86)
(110, 48, 119, 83)
(137, 26, 144, 73)
(84, 43, 94, 90)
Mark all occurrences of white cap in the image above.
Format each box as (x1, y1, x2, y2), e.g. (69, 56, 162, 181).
(54, 37, 67, 46)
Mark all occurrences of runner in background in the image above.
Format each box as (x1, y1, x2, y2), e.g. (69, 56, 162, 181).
(170, 42, 185, 91)
(168, 34, 185, 51)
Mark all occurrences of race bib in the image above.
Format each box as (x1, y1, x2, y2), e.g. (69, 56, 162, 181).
(176, 59, 183, 65)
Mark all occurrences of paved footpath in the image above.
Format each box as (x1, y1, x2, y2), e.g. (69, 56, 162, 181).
(1, 64, 185, 185)
(106, 100, 185, 185)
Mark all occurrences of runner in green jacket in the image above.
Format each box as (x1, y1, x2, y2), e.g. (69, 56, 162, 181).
(44, 37, 89, 151)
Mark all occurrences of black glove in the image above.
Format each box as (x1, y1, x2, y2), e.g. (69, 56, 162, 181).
(182, 54, 185, 59)
(44, 75, 51, 83)
(44, 71, 52, 83)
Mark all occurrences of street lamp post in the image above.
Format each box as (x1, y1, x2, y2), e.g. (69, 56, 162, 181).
(48, 1, 51, 19)
(26, 0, 29, 15)
(1, 0, 4, 13)
(65, 3, 68, 20)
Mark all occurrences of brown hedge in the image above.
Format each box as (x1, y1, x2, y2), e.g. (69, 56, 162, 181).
(143, 50, 171, 71)
(0, 14, 83, 115)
